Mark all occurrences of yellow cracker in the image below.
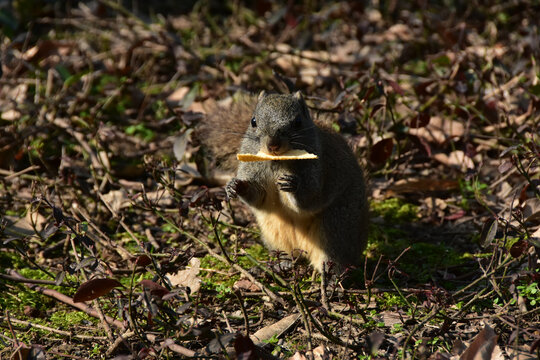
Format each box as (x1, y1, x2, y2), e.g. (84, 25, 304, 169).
(237, 149, 318, 162)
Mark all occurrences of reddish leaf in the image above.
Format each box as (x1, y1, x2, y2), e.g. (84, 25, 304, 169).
(388, 80, 404, 95)
(445, 209, 466, 221)
(140, 279, 170, 297)
(498, 161, 514, 174)
(465, 142, 477, 158)
(133, 255, 152, 267)
(14, 148, 25, 161)
(138, 347, 152, 359)
(285, 13, 299, 28)
(369, 103, 384, 119)
(530, 337, 540, 353)
(408, 134, 432, 156)
(408, 113, 430, 128)
(510, 239, 528, 258)
(234, 334, 257, 360)
(414, 80, 436, 95)
(73, 278, 122, 303)
(362, 86, 375, 101)
(519, 184, 530, 204)
(370, 138, 394, 164)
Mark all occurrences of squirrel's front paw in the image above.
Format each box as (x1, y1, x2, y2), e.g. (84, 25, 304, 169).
(277, 174, 298, 193)
(226, 178, 249, 199)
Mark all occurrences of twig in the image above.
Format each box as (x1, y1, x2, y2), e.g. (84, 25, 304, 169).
(0, 273, 67, 286)
(105, 330, 135, 357)
(291, 282, 313, 352)
(0, 316, 108, 341)
(165, 342, 197, 357)
(0, 165, 40, 180)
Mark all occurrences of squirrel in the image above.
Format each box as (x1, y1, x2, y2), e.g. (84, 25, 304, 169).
(199, 90, 368, 273)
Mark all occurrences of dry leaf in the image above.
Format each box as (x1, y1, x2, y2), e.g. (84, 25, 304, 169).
(381, 311, 403, 327)
(167, 258, 201, 293)
(433, 150, 474, 171)
(167, 86, 190, 103)
(409, 116, 464, 145)
(531, 227, 540, 241)
(312, 345, 331, 360)
(250, 314, 300, 346)
(522, 198, 540, 223)
(288, 352, 308, 360)
(459, 325, 501, 360)
(173, 129, 194, 161)
(233, 278, 261, 292)
(101, 189, 131, 213)
(1, 109, 21, 121)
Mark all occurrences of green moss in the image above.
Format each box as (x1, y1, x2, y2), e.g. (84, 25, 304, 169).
(377, 292, 410, 310)
(114, 232, 141, 253)
(200, 254, 239, 290)
(366, 221, 468, 285)
(400, 242, 466, 283)
(50, 310, 96, 328)
(125, 123, 156, 142)
(0, 266, 83, 317)
(0, 251, 27, 269)
(371, 198, 418, 223)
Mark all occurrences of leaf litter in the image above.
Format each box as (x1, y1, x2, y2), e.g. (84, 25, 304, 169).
(0, 1, 538, 359)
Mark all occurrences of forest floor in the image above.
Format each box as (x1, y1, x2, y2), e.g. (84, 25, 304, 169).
(0, 1, 539, 359)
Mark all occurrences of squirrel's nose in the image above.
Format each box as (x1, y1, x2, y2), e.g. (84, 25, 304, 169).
(267, 138, 282, 154)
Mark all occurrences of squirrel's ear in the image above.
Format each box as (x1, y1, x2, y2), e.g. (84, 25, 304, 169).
(257, 90, 267, 101)
(293, 91, 304, 101)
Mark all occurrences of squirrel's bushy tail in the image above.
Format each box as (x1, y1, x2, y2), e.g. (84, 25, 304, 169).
(196, 93, 257, 173)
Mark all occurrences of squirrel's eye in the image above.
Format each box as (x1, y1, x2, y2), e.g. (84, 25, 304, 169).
(251, 117, 257, 128)
(293, 116, 302, 129)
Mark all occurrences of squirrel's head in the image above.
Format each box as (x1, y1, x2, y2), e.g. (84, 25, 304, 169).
(248, 91, 319, 156)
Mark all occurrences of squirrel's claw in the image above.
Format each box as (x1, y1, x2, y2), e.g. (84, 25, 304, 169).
(277, 174, 298, 193)
(226, 178, 248, 200)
